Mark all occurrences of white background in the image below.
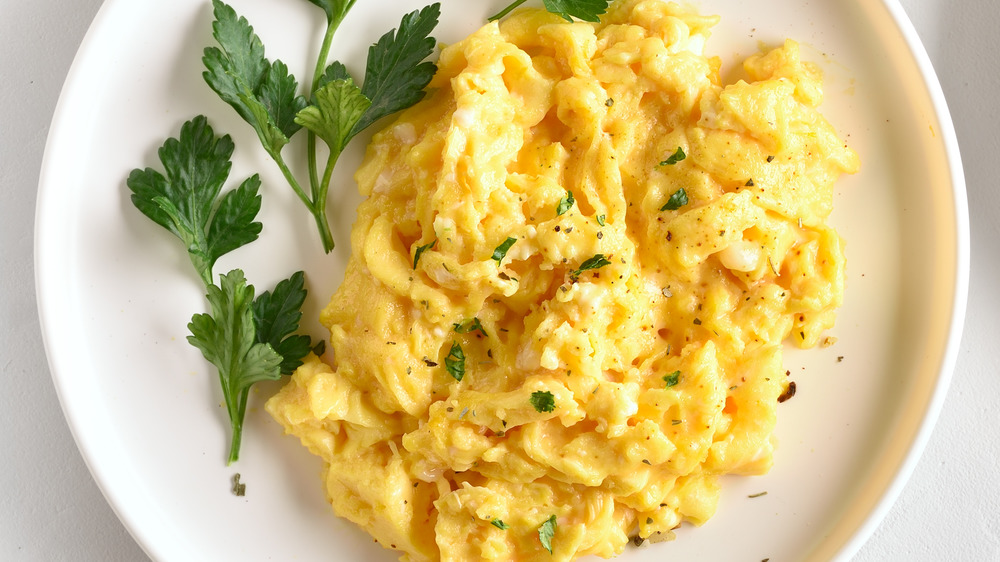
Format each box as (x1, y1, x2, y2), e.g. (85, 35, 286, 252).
(1, 0, 997, 560)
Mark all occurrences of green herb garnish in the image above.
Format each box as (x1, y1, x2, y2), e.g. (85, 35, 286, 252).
(663, 370, 681, 388)
(530, 390, 556, 413)
(489, 0, 610, 22)
(444, 341, 466, 381)
(492, 237, 518, 264)
(413, 238, 437, 269)
(126, 116, 262, 286)
(203, 0, 440, 253)
(596, 214, 606, 226)
(659, 146, 686, 166)
(188, 270, 299, 465)
(127, 117, 313, 464)
(454, 317, 488, 337)
(660, 188, 689, 211)
(232, 473, 246, 496)
(252, 271, 313, 375)
(538, 514, 558, 554)
(556, 190, 575, 216)
(571, 254, 611, 279)
(491, 518, 511, 530)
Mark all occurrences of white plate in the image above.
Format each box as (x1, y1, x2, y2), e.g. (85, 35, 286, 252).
(35, 0, 967, 560)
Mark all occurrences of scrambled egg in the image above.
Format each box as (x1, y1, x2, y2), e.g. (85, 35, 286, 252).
(266, 1, 859, 560)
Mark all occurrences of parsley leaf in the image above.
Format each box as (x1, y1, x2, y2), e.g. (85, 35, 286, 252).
(545, 0, 609, 22)
(352, 4, 440, 135)
(315, 61, 352, 93)
(413, 238, 437, 269)
(538, 514, 558, 553)
(454, 317, 488, 337)
(663, 370, 681, 388)
(304, 0, 356, 25)
(445, 341, 466, 381)
(489, 0, 609, 23)
(203, 0, 307, 156)
(296, 76, 372, 155)
(491, 518, 511, 530)
(492, 237, 518, 264)
(188, 270, 284, 464)
(571, 254, 611, 279)
(659, 146, 686, 166)
(530, 390, 556, 413)
(660, 188, 689, 211)
(596, 214, 606, 226)
(556, 190, 575, 216)
(126, 116, 262, 286)
(252, 271, 313, 375)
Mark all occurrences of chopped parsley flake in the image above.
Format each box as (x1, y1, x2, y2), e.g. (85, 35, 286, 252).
(538, 515, 557, 554)
(663, 370, 680, 387)
(232, 473, 246, 496)
(660, 188, 689, 211)
(454, 317, 488, 337)
(444, 341, 465, 381)
(659, 146, 686, 166)
(491, 237, 517, 264)
(530, 390, 556, 413)
(571, 254, 611, 279)
(491, 518, 510, 530)
(556, 190, 575, 216)
(413, 238, 437, 269)
(596, 214, 606, 226)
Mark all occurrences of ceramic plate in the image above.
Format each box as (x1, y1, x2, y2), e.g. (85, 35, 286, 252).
(36, 0, 967, 560)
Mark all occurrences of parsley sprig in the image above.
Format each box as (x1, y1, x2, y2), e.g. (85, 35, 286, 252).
(127, 117, 313, 464)
(127, 116, 262, 286)
(489, 0, 610, 22)
(188, 271, 284, 464)
(203, 0, 440, 253)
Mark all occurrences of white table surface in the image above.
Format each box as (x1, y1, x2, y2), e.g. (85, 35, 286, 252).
(2, 1, 996, 560)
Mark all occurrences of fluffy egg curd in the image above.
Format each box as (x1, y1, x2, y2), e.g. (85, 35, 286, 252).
(266, 1, 860, 560)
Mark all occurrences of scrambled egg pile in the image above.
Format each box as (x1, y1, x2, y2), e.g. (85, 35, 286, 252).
(266, 1, 859, 560)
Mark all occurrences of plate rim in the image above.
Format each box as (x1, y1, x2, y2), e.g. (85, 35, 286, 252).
(830, 0, 969, 559)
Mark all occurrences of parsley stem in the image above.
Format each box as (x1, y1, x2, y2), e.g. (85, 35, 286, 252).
(307, 136, 321, 203)
(306, 18, 341, 198)
(270, 152, 334, 252)
(315, 147, 343, 248)
(301, 12, 350, 255)
(488, 0, 528, 21)
(271, 153, 312, 209)
(310, 18, 342, 93)
(312, 206, 335, 254)
(227, 387, 250, 465)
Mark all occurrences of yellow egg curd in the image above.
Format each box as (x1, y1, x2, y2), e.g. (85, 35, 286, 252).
(266, 1, 859, 560)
